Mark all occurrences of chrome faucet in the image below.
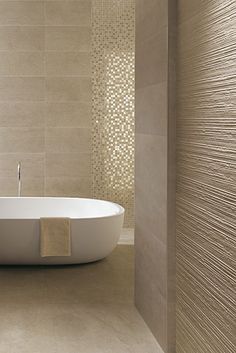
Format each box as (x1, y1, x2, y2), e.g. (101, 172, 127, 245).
(17, 162, 21, 197)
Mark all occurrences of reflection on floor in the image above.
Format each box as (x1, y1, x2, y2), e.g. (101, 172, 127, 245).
(0, 246, 163, 353)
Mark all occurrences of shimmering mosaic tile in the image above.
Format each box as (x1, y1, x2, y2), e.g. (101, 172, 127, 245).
(92, 0, 135, 227)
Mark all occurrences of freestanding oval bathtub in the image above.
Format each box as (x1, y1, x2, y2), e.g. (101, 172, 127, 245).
(0, 197, 124, 265)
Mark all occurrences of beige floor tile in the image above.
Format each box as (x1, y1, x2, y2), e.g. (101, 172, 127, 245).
(0, 246, 163, 353)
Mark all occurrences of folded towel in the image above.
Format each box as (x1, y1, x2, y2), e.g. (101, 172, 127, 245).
(40, 218, 71, 257)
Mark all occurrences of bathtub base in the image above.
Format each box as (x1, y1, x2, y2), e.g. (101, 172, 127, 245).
(0, 198, 124, 265)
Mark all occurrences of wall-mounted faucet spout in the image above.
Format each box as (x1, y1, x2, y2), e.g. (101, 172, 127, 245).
(17, 162, 21, 197)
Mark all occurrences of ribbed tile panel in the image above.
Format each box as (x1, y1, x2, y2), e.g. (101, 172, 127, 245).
(177, 1, 236, 352)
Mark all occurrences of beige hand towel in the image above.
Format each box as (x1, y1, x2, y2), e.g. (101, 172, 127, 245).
(40, 218, 71, 257)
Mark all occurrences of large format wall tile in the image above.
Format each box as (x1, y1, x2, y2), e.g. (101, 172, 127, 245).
(0, 176, 44, 197)
(0, 27, 44, 51)
(0, 52, 44, 76)
(135, 133, 167, 243)
(0, 2, 44, 26)
(45, 177, 91, 197)
(0, 153, 44, 178)
(135, 27, 168, 89)
(0, 78, 44, 101)
(45, 26, 91, 51)
(45, 102, 91, 128)
(45, 128, 91, 153)
(45, 52, 91, 77)
(135, 0, 176, 352)
(45, 153, 91, 178)
(0, 0, 92, 197)
(46, 77, 91, 102)
(45, 1, 91, 26)
(136, 0, 168, 43)
(0, 128, 44, 153)
(0, 102, 45, 127)
(135, 82, 167, 136)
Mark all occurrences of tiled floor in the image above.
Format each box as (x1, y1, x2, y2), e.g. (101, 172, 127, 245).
(0, 245, 163, 353)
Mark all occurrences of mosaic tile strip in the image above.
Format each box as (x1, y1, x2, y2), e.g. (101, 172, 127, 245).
(92, 0, 135, 227)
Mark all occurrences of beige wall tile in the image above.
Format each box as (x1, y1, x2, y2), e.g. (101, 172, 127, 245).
(45, 26, 91, 51)
(0, 27, 44, 51)
(135, 133, 167, 244)
(0, 0, 93, 200)
(136, 27, 168, 89)
(0, 52, 44, 76)
(45, 176, 91, 197)
(0, 128, 44, 153)
(46, 77, 91, 102)
(45, 52, 91, 77)
(45, 1, 91, 26)
(45, 153, 91, 177)
(0, 102, 45, 127)
(45, 102, 91, 128)
(0, 2, 44, 25)
(135, 229, 168, 351)
(45, 128, 91, 153)
(135, 1, 176, 351)
(135, 225, 167, 295)
(0, 177, 43, 197)
(136, 0, 168, 43)
(0, 177, 17, 196)
(136, 82, 168, 136)
(21, 177, 44, 196)
(0, 153, 44, 178)
(0, 77, 44, 101)
(0, 177, 44, 197)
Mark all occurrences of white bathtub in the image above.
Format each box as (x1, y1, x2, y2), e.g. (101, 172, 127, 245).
(0, 197, 124, 265)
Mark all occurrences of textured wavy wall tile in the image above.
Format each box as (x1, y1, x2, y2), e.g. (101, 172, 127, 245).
(177, 1, 236, 352)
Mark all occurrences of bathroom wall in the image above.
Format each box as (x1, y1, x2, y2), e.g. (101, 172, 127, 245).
(91, 0, 135, 227)
(177, 1, 236, 353)
(0, 0, 92, 197)
(135, 1, 176, 352)
(0, 0, 135, 225)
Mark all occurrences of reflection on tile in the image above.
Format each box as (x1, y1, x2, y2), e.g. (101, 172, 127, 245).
(0, 246, 163, 353)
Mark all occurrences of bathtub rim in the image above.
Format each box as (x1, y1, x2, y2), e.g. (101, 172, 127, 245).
(0, 196, 125, 221)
